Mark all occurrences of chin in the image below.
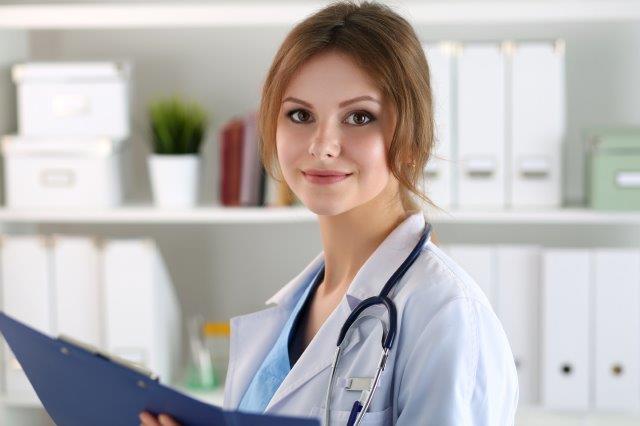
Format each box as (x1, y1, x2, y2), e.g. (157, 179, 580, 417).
(302, 199, 353, 217)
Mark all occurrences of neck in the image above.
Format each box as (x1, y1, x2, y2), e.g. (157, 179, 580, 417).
(316, 181, 411, 297)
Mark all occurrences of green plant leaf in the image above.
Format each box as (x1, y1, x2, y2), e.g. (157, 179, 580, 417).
(148, 95, 208, 155)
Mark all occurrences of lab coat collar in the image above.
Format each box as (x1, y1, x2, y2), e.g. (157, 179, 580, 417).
(265, 210, 429, 308)
(342, 210, 429, 301)
(263, 210, 430, 411)
(264, 252, 325, 307)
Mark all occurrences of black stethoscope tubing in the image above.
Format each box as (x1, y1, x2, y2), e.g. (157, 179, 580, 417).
(323, 221, 432, 426)
(336, 222, 432, 349)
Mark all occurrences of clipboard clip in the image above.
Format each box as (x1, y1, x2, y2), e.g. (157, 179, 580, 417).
(57, 334, 160, 382)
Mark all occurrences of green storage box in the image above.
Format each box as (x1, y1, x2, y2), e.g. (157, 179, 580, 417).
(586, 128, 640, 210)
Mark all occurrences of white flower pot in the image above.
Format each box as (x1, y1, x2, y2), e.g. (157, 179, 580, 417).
(148, 154, 200, 208)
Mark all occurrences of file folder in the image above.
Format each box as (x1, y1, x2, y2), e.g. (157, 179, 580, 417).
(103, 239, 181, 384)
(593, 249, 640, 411)
(457, 43, 506, 208)
(496, 245, 540, 404)
(52, 235, 102, 347)
(0, 311, 319, 426)
(509, 41, 564, 207)
(541, 249, 590, 410)
(423, 42, 454, 208)
(0, 235, 52, 399)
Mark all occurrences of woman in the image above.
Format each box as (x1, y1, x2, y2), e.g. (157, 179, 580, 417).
(141, 1, 518, 425)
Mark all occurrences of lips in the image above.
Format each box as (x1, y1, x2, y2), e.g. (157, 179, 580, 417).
(303, 169, 351, 176)
(302, 169, 352, 185)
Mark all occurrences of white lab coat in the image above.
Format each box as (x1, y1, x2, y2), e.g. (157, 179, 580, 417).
(223, 212, 519, 425)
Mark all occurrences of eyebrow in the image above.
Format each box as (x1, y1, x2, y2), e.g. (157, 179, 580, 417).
(282, 95, 381, 108)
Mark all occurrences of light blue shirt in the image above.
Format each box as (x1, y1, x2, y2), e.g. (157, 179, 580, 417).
(237, 264, 323, 413)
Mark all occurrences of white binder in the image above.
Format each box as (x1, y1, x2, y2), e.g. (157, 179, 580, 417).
(422, 42, 454, 208)
(457, 43, 506, 208)
(103, 239, 181, 383)
(593, 249, 640, 412)
(51, 236, 102, 348)
(496, 245, 540, 405)
(444, 245, 496, 307)
(0, 235, 52, 398)
(509, 42, 564, 207)
(541, 249, 590, 410)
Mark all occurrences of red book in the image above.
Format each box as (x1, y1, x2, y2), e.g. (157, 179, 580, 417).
(219, 119, 244, 206)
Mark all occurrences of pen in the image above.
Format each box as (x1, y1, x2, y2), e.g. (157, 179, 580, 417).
(346, 400, 362, 426)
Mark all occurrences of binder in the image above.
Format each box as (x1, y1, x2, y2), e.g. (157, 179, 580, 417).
(51, 235, 102, 347)
(593, 249, 640, 411)
(0, 311, 318, 426)
(0, 235, 52, 399)
(496, 245, 540, 404)
(456, 43, 506, 208)
(103, 239, 181, 384)
(509, 41, 564, 207)
(422, 42, 454, 208)
(445, 245, 497, 308)
(541, 249, 590, 410)
(220, 119, 244, 206)
(240, 111, 261, 206)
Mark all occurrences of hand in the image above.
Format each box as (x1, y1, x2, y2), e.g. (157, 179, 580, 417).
(139, 411, 181, 426)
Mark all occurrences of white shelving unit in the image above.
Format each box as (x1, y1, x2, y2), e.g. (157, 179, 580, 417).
(0, 205, 637, 225)
(1, 2, 639, 425)
(1, 1, 640, 28)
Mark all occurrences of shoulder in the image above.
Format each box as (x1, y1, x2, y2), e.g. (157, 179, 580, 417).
(394, 240, 494, 321)
(394, 240, 510, 353)
(392, 241, 519, 412)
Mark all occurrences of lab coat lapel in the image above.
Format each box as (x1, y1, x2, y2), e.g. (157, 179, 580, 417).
(264, 296, 362, 412)
(264, 211, 429, 411)
(226, 253, 325, 408)
(226, 305, 289, 408)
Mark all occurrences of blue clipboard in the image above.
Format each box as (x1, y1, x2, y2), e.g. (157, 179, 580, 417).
(0, 311, 319, 426)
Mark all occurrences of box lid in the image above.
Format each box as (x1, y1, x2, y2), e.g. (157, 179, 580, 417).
(12, 62, 130, 83)
(1, 135, 126, 157)
(587, 127, 640, 153)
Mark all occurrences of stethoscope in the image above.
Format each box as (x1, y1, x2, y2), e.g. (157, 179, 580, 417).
(323, 222, 432, 426)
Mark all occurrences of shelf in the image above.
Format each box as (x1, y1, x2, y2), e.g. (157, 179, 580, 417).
(429, 207, 640, 226)
(515, 405, 640, 426)
(174, 385, 225, 407)
(1, 1, 640, 30)
(0, 393, 41, 408)
(0, 386, 225, 409)
(0, 205, 638, 225)
(0, 205, 313, 224)
(2, 393, 639, 425)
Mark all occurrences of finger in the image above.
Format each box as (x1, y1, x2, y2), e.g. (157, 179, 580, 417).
(139, 411, 162, 426)
(159, 414, 181, 426)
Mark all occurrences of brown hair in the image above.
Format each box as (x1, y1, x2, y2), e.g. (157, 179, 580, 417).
(258, 0, 435, 211)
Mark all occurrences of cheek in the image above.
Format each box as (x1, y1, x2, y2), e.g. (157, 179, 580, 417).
(276, 123, 306, 171)
(348, 131, 389, 176)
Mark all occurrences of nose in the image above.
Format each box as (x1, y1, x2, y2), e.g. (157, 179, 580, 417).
(308, 120, 341, 159)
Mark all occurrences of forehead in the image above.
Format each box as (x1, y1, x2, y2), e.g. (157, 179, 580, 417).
(283, 50, 382, 101)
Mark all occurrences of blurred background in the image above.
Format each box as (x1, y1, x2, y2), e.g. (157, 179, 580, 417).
(0, 0, 639, 424)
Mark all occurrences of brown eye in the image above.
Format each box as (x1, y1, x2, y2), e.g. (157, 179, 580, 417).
(288, 109, 312, 123)
(345, 111, 374, 126)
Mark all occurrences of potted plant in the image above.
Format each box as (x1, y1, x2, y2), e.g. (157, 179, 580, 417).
(147, 96, 208, 208)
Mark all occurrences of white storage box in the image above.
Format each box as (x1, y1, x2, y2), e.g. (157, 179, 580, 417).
(12, 62, 130, 139)
(1, 135, 125, 209)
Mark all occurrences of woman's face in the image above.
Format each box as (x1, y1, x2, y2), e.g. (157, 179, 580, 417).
(276, 49, 398, 217)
